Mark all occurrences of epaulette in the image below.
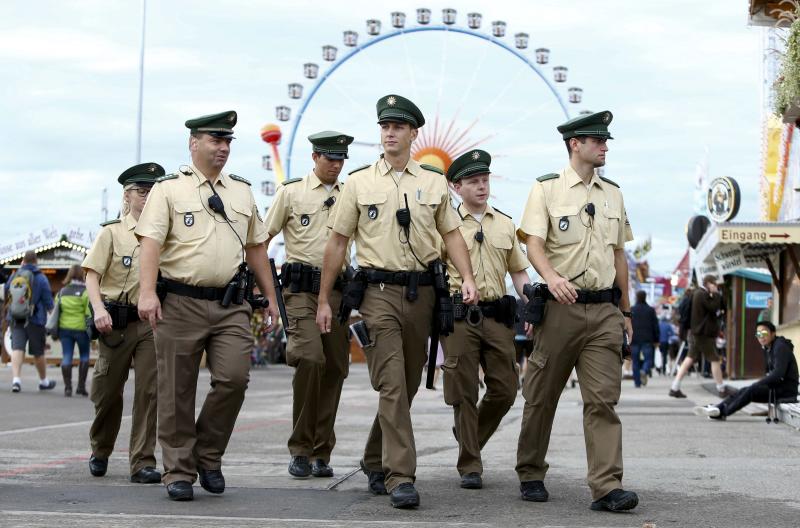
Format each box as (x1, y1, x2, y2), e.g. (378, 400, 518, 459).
(156, 173, 178, 183)
(599, 176, 620, 188)
(348, 163, 370, 176)
(100, 219, 121, 227)
(420, 163, 444, 175)
(492, 207, 512, 220)
(229, 174, 251, 185)
(536, 173, 559, 182)
(282, 177, 303, 186)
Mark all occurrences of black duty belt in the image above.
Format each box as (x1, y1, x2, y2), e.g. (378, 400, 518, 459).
(545, 287, 618, 304)
(163, 278, 227, 301)
(281, 262, 344, 294)
(362, 269, 434, 287)
(453, 295, 516, 327)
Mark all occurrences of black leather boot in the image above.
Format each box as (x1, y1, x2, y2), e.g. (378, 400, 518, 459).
(61, 364, 72, 397)
(76, 361, 89, 396)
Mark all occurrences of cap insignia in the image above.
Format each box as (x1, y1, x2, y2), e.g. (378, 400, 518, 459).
(471, 151, 480, 160)
(338, 137, 345, 144)
(227, 113, 235, 123)
(602, 112, 611, 123)
(387, 96, 396, 106)
(148, 165, 155, 172)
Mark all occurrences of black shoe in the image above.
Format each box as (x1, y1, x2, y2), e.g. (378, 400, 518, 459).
(460, 472, 482, 489)
(198, 467, 225, 494)
(288, 456, 312, 478)
(11, 382, 21, 393)
(311, 459, 333, 478)
(590, 489, 639, 512)
(166, 481, 194, 501)
(520, 480, 549, 502)
(360, 459, 387, 495)
(668, 389, 687, 398)
(38, 380, 56, 391)
(130, 466, 161, 484)
(89, 455, 108, 477)
(389, 482, 420, 508)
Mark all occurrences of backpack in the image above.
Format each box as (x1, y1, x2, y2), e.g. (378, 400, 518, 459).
(7, 268, 35, 322)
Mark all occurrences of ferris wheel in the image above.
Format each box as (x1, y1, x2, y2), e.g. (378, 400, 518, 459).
(260, 7, 593, 221)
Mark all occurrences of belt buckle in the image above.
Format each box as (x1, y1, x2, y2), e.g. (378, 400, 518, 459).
(466, 305, 483, 327)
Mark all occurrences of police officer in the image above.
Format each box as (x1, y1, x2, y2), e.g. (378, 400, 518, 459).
(441, 150, 530, 490)
(264, 131, 354, 479)
(316, 94, 479, 509)
(82, 162, 163, 484)
(136, 111, 279, 501)
(514, 110, 637, 512)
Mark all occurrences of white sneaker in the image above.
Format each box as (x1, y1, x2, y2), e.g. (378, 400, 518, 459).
(693, 405, 721, 418)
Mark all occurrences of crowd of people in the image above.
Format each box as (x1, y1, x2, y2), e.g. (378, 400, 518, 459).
(1, 96, 797, 516)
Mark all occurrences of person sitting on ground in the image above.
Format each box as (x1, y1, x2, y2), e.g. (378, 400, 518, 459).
(693, 321, 798, 420)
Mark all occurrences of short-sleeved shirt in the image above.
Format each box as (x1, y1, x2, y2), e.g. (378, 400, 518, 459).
(330, 157, 461, 272)
(82, 213, 143, 304)
(445, 203, 528, 301)
(135, 163, 268, 287)
(263, 170, 349, 269)
(517, 165, 633, 291)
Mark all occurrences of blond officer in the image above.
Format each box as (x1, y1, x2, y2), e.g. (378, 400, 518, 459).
(82, 162, 163, 484)
(316, 94, 478, 509)
(264, 131, 353, 479)
(441, 150, 530, 491)
(136, 111, 279, 502)
(515, 111, 638, 512)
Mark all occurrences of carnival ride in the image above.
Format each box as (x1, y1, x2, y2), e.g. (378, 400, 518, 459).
(259, 7, 593, 220)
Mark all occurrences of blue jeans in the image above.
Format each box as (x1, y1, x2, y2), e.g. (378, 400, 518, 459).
(631, 343, 654, 387)
(59, 329, 90, 366)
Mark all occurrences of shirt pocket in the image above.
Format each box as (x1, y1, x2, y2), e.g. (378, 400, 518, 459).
(414, 191, 440, 226)
(489, 233, 513, 251)
(111, 239, 139, 278)
(549, 205, 584, 246)
(601, 208, 621, 246)
(229, 201, 253, 241)
(357, 191, 389, 237)
(291, 201, 321, 238)
(173, 201, 205, 242)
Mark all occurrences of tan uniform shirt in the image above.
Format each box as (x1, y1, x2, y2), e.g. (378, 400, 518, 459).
(446, 204, 528, 301)
(330, 157, 461, 272)
(263, 170, 349, 269)
(82, 213, 143, 304)
(135, 163, 268, 287)
(517, 165, 633, 291)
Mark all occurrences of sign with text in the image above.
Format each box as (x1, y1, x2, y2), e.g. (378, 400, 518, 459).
(713, 245, 746, 275)
(745, 291, 772, 309)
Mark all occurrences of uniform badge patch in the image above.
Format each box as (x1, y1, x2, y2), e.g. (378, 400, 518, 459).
(122, 256, 132, 268)
(368, 204, 378, 220)
(184, 212, 194, 227)
(559, 216, 569, 231)
(300, 214, 310, 226)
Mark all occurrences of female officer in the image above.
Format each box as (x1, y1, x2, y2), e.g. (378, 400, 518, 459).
(81, 162, 163, 483)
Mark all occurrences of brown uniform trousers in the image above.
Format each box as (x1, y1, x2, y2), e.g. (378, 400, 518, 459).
(359, 283, 434, 492)
(285, 290, 349, 462)
(89, 320, 157, 474)
(516, 301, 624, 500)
(155, 294, 252, 485)
(442, 317, 518, 476)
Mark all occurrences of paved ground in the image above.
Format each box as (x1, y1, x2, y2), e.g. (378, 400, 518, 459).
(1, 361, 798, 528)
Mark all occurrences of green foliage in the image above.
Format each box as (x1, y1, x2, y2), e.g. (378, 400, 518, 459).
(775, 12, 800, 116)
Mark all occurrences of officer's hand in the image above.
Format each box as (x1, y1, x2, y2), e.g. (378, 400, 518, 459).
(316, 301, 333, 334)
(138, 291, 162, 331)
(461, 279, 479, 305)
(546, 275, 577, 304)
(624, 317, 633, 344)
(94, 307, 113, 334)
(265, 303, 278, 333)
(524, 322, 534, 339)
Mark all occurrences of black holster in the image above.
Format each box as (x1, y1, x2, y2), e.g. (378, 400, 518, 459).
(496, 295, 517, 328)
(338, 270, 366, 324)
(523, 283, 547, 325)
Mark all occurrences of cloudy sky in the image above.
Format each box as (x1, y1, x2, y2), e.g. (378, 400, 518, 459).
(1, 0, 766, 273)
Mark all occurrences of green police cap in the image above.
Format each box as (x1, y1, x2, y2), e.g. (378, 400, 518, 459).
(446, 149, 491, 183)
(117, 162, 165, 186)
(307, 130, 354, 160)
(185, 110, 237, 138)
(376, 94, 425, 128)
(557, 110, 614, 140)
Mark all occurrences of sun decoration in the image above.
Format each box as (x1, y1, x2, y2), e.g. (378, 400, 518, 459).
(411, 115, 491, 174)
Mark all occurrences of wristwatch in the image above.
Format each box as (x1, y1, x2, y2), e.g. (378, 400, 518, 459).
(621, 311, 632, 318)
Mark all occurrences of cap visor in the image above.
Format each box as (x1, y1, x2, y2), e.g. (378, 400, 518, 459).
(323, 153, 348, 160)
